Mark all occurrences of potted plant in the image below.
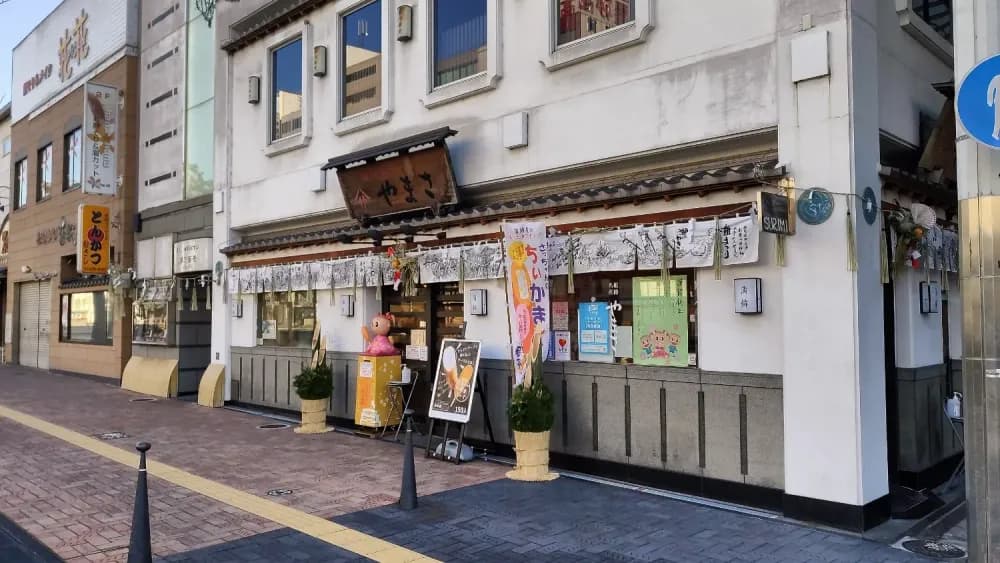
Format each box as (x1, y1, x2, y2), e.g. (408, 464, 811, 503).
(293, 324, 332, 434)
(506, 327, 558, 481)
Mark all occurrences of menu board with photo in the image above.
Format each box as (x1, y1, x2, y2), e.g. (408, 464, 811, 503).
(428, 339, 482, 423)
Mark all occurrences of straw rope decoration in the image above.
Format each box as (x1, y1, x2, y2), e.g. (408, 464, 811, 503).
(458, 247, 466, 293)
(845, 195, 857, 272)
(660, 225, 672, 292)
(206, 279, 212, 311)
(712, 217, 723, 281)
(880, 221, 891, 284)
(776, 234, 786, 267)
(567, 235, 576, 295)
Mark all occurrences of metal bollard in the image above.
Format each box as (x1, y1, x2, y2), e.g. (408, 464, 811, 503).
(399, 417, 418, 510)
(127, 442, 152, 563)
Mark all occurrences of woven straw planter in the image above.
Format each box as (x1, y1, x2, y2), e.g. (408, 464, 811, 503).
(506, 430, 558, 482)
(295, 398, 330, 434)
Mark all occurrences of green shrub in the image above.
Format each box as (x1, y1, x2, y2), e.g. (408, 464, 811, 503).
(507, 379, 554, 433)
(293, 362, 333, 400)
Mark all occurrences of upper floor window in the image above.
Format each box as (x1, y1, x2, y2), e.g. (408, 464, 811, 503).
(14, 158, 28, 210)
(433, 0, 487, 88)
(64, 128, 82, 191)
(1, 136, 9, 156)
(342, 1, 382, 117)
(37, 144, 53, 201)
(911, 0, 952, 43)
(556, 0, 634, 46)
(271, 37, 303, 142)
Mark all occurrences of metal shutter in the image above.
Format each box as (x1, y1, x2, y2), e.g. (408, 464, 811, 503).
(18, 282, 39, 368)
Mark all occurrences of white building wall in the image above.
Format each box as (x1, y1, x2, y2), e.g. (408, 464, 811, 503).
(226, 0, 780, 229)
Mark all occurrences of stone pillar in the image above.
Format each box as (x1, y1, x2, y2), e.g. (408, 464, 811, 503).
(953, 1, 1000, 559)
(775, 1, 889, 530)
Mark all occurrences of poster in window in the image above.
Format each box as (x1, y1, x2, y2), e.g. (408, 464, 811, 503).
(633, 276, 688, 367)
(553, 330, 571, 362)
(428, 339, 482, 423)
(552, 301, 569, 331)
(502, 222, 550, 386)
(578, 302, 614, 363)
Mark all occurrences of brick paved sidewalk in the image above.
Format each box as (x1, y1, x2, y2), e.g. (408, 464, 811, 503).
(0, 366, 934, 562)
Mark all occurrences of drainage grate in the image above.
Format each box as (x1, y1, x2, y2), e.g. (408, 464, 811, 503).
(266, 488, 294, 497)
(257, 423, 290, 430)
(130, 398, 157, 403)
(96, 432, 129, 440)
(900, 539, 967, 560)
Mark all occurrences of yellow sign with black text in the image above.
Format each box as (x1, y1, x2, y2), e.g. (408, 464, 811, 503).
(77, 204, 110, 275)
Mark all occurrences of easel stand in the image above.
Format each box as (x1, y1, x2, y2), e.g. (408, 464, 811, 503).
(425, 377, 495, 464)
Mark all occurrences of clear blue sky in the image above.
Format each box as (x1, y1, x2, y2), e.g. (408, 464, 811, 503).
(0, 0, 64, 107)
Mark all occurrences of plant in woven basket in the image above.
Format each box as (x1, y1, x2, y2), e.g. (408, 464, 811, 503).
(293, 362, 333, 400)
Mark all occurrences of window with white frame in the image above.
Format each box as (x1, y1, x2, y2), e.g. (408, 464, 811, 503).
(1, 136, 9, 156)
(270, 37, 304, 142)
(14, 158, 27, 209)
(556, 0, 634, 46)
(433, 0, 487, 88)
(342, 0, 382, 118)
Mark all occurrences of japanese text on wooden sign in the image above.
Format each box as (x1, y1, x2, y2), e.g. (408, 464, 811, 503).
(77, 204, 110, 274)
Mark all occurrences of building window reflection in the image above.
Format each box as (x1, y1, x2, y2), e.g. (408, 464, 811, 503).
(270, 37, 303, 141)
(556, 0, 634, 46)
(433, 0, 487, 88)
(342, 1, 382, 117)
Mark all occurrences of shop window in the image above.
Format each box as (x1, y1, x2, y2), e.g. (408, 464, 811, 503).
(549, 271, 698, 364)
(60, 291, 114, 345)
(432, 0, 487, 88)
(1, 136, 9, 156)
(37, 144, 53, 200)
(342, 1, 382, 117)
(133, 300, 171, 345)
(257, 291, 315, 347)
(64, 128, 82, 191)
(270, 37, 303, 142)
(14, 158, 28, 209)
(556, 0, 634, 46)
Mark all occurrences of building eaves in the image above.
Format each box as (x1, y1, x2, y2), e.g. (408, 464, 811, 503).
(222, 158, 783, 256)
(222, 0, 334, 53)
(0, 103, 10, 123)
(879, 164, 958, 209)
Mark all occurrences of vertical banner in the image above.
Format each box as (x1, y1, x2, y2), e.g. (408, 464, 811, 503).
(633, 276, 688, 367)
(578, 301, 614, 363)
(77, 204, 111, 274)
(502, 222, 549, 386)
(82, 82, 119, 195)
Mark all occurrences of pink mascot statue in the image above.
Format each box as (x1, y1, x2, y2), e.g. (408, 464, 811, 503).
(361, 313, 399, 356)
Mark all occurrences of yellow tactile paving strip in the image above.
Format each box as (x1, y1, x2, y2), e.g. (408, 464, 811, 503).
(0, 404, 438, 563)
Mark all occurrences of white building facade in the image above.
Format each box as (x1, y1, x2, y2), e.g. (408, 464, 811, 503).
(211, 0, 959, 531)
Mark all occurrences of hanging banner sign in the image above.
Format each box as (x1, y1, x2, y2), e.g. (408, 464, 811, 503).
(82, 82, 119, 195)
(665, 216, 760, 268)
(578, 301, 614, 363)
(77, 204, 110, 274)
(758, 192, 795, 235)
(633, 276, 688, 367)
(502, 222, 550, 386)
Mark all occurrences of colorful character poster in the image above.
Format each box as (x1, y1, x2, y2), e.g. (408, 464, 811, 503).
(428, 339, 482, 423)
(502, 222, 550, 386)
(633, 276, 688, 367)
(578, 302, 614, 363)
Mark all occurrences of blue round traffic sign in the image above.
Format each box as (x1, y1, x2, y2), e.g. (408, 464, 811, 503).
(957, 53, 1000, 149)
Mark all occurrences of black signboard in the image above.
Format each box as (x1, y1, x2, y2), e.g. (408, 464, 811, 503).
(759, 192, 795, 235)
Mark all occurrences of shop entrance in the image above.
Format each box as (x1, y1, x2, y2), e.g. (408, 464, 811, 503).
(18, 280, 51, 369)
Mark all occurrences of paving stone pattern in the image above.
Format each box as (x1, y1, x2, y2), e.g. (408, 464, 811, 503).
(335, 478, 932, 563)
(0, 419, 281, 562)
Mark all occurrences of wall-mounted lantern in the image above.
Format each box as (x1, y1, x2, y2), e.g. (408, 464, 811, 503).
(734, 278, 763, 314)
(248, 75, 260, 104)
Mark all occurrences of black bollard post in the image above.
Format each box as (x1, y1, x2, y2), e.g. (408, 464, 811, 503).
(127, 442, 152, 563)
(399, 417, 418, 510)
